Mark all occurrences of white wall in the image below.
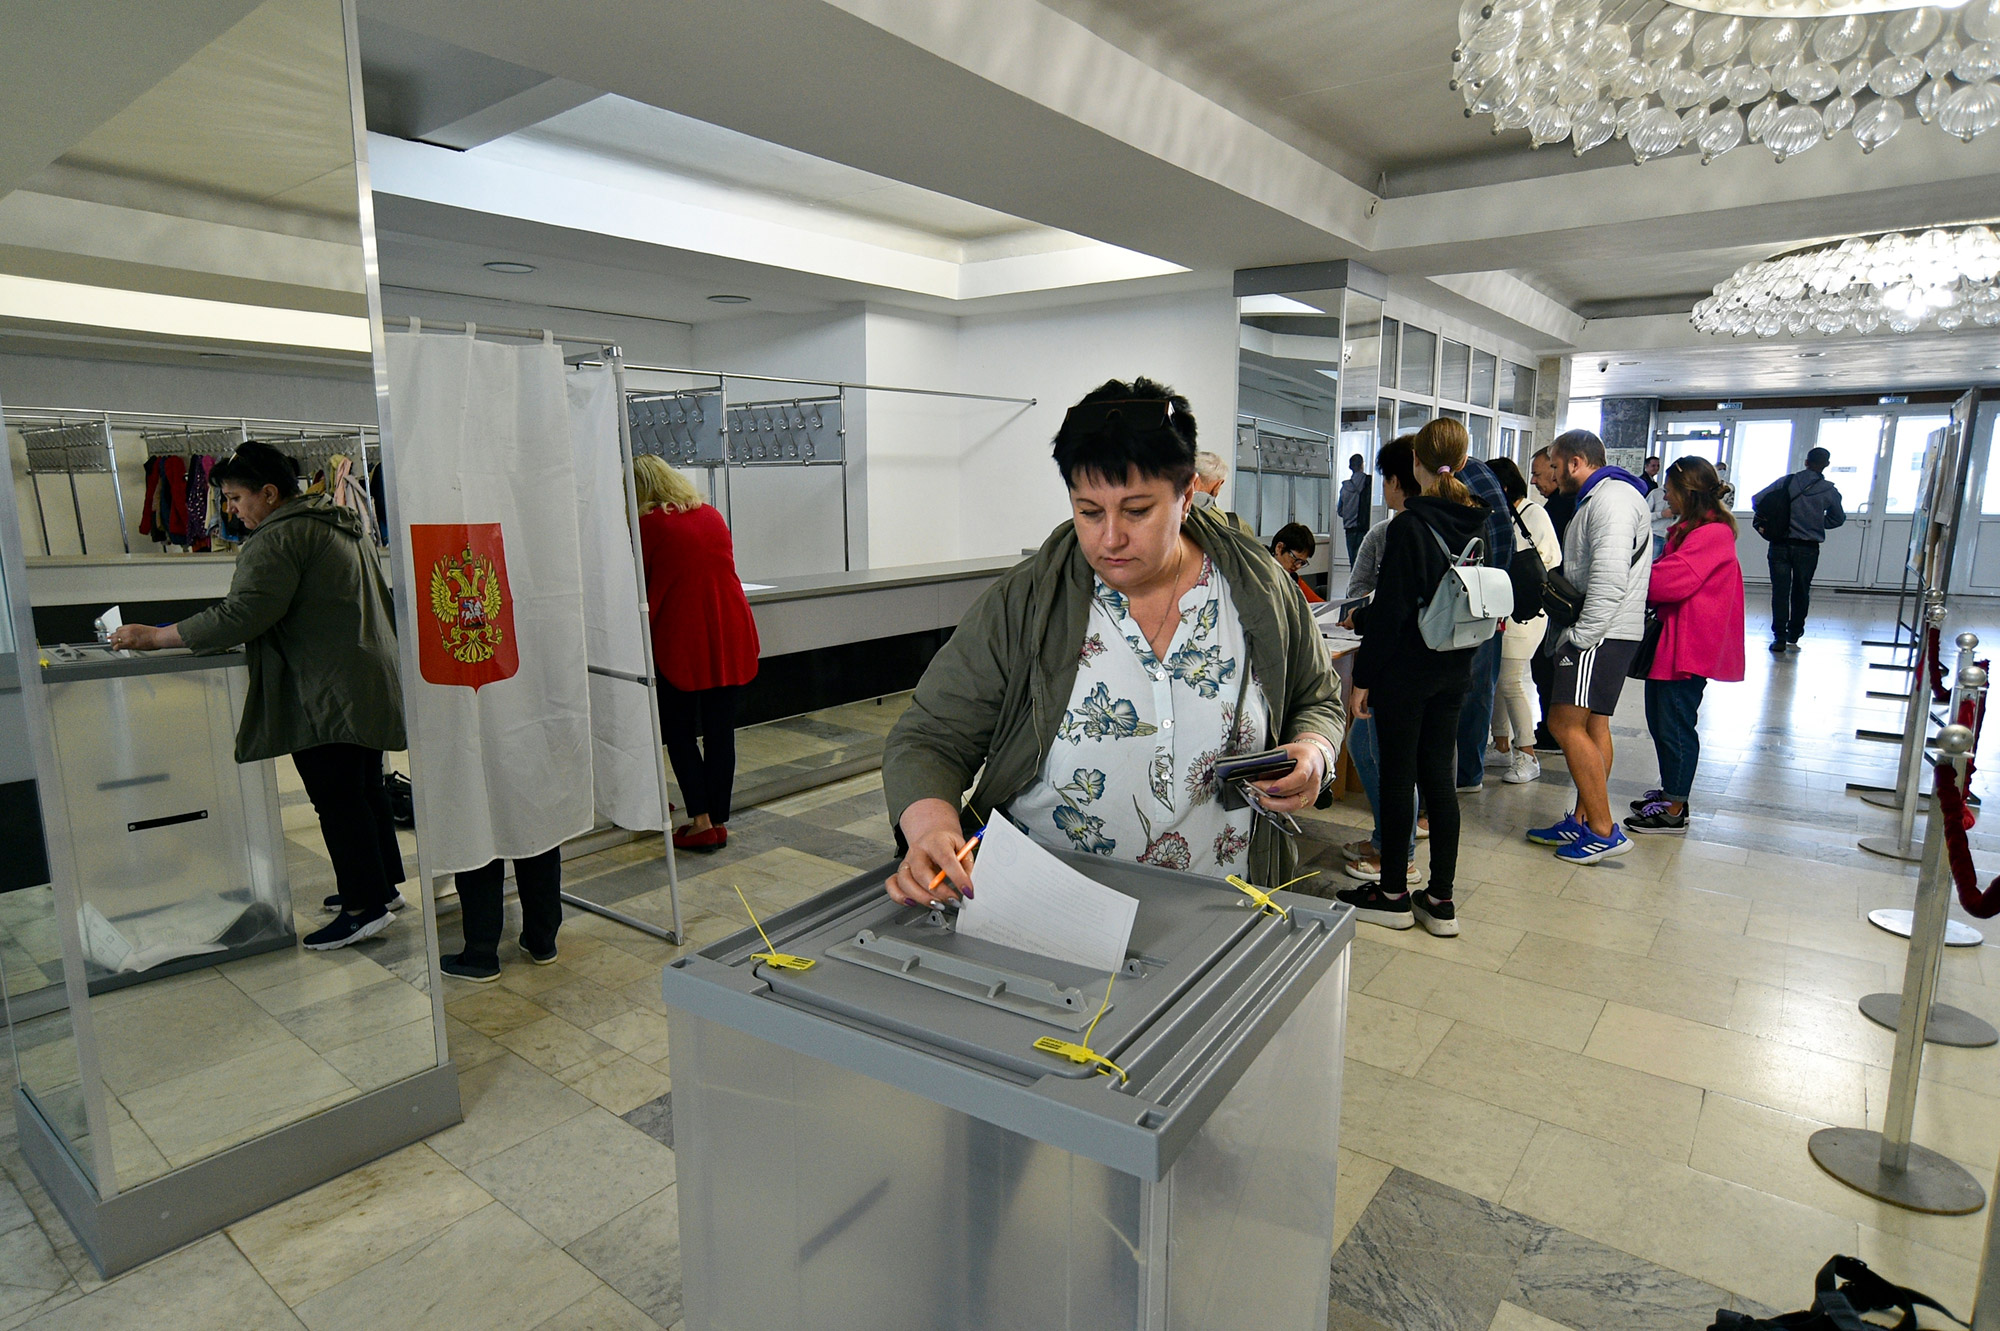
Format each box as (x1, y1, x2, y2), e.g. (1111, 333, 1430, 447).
(859, 307, 962, 569)
(955, 284, 1239, 559)
(381, 287, 695, 367)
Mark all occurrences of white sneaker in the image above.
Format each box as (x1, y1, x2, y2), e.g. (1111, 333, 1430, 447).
(1485, 743, 1512, 768)
(1504, 750, 1542, 785)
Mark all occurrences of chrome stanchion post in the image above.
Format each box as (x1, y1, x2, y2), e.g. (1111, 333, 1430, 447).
(1862, 592, 1947, 861)
(1811, 722, 1989, 1214)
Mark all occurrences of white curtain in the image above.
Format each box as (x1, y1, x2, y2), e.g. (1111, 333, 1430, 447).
(567, 364, 664, 832)
(386, 331, 594, 873)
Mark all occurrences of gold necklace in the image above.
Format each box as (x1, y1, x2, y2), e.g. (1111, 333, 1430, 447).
(1139, 541, 1188, 650)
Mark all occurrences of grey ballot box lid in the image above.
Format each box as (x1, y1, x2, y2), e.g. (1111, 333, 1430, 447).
(660, 852, 1352, 1181)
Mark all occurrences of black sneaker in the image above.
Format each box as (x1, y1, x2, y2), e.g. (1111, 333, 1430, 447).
(1770, 639, 1787, 654)
(1411, 890, 1458, 937)
(322, 893, 408, 914)
(302, 905, 391, 951)
(1624, 805, 1690, 835)
(1629, 789, 1665, 813)
(1334, 883, 1414, 930)
(441, 952, 500, 983)
(522, 942, 558, 966)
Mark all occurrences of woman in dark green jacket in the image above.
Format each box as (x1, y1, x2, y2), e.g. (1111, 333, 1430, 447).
(883, 378, 1344, 908)
(111, 441, 407, 951)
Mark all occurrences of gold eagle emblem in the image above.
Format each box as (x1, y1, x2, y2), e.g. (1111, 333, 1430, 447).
(428, 546, 507, 664)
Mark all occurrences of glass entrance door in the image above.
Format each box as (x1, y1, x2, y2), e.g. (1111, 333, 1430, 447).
(1812, 413, 1888, 584)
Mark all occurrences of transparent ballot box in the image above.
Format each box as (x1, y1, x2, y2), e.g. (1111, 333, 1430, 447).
(662, 856, 1353, 1331)
(39, 643, 290, 984)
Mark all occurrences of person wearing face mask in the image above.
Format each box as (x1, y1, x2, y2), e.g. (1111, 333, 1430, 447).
(107, 441, 406, 952)
(1190, 449, 1253, 536)
(881, 378, 1344, 906)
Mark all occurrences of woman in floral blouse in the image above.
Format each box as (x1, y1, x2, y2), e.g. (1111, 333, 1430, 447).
(881, 378, 1345, 908)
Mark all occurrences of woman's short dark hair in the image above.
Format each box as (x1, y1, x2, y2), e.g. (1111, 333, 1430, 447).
(1051, 377, 1198, 490)
(211, 440, 300, 498)
(1488, 455, 1529, 506)
(1377, 435, 1418, 498)
(1271, 523, 1314, 557)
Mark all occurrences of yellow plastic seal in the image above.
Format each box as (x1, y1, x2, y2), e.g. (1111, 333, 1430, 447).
(732, 884, 816, 973)
(1030, 970, 1126, 1083)
(1225, 870, 1317, 919)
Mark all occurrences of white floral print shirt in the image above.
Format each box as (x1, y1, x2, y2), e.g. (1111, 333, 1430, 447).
(1007, 555, 1271, 875)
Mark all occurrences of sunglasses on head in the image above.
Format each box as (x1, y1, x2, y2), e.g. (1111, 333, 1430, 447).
(1060, 398, 1179, 437)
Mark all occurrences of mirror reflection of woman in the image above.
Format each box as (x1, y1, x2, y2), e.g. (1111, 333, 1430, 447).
(881, 378, 1345, 907)
(109, 441, 406, 951)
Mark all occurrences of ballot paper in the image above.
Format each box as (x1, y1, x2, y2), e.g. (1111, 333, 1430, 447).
(955, 816, 1138, 972)
(94, 605, 123, 641)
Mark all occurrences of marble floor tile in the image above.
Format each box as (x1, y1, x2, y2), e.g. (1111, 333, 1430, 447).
(530, 1284, 662, 1331)
(1744, 905, 1917, 970)
(1499, 933, 1737, 1028)
(292, 1202, 600, 1331)
(1862, 1063, 2000, 1172)
(1340, 1061, 1539, 1202)
(89, 975, 296, 1096)
(1559, 875, 1753, 936)
(1488, 1301, 1570, 1331)
(22, 1234, 302, 1330)
(445, 987, 553, 1038)
(1333, 1150, 1393, 1251)
(565, 1184, 682, 1329)
(568, 1057, 672, 1116)
(0, 1221, 73, 1326)
(442, 1016, 506, 1071)
(467, 1108, 676, 1247)
(1584, 1002, 1868, 1123)
(1345, 992, 1454, 1077)
(120, 1036, 357, 1166)
(227, 1143, 492, 1306)
(1649, 920, 1889, 1004)
(236, 954, 397, 1016)
(533, 979, 640, 1033)
(1725, 981, 1898, 1067)
(589, 1011, 672, 1056)
(1500, 1124, 1856, 1314)
(1855, 1226, 1978, 1321)
(426, 1053, 592, 1171)
(622, 1092, 673, 1151)
(276, 978, 434, 1055)
(320, 1019, 440, 1093)
(560, 946, 657, 993)
(1455, 881, 1665, 958)
(1414, 1025, 1703, 1164)
(495, 1016, 619, 1077)
(1364, 952, 1606, 1054)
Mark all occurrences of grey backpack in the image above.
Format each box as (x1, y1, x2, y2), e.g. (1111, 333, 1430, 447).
(1417, 526, 1513, 651)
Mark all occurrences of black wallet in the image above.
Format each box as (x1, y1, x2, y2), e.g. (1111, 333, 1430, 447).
(1216, 748, 1296, 811)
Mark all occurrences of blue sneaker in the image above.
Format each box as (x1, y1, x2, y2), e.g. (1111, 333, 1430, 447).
(1525, 811, 1585, 847)
(1556, 824, 1633, 864)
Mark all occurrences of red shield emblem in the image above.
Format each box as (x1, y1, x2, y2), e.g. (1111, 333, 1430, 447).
(412, 523, 519, 690)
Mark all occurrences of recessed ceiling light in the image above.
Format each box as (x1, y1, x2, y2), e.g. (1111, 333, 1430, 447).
(1797, 350, 1828, 359)
(1984, 364, 2000, 371)
(1617, 360, 1640, 366)
(483, 261, 536, 274)
(707, 294, 751, 305)
(1651, 377, 1670, 383)
(198, 351, 233, 360)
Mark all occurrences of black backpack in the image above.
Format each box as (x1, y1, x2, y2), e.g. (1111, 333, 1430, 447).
(1504, 504, 1547, 623)
(1753, 473, 1796, 541)
(1709, 1255, 1964, 1330)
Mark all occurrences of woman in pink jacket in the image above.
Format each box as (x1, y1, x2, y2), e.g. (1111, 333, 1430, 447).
(1625, 456, 1744, 835)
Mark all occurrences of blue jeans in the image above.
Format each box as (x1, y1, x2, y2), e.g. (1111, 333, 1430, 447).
(1456, 634, 1505, 787)
(1349, 715, 1417, 856)
(1644, 676, 1707, 801)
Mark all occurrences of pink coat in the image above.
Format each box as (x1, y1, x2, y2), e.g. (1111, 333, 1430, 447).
(1648, 520, 1745, 682)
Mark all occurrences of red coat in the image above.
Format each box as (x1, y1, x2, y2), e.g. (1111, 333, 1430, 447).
(639, 505, 760, 691)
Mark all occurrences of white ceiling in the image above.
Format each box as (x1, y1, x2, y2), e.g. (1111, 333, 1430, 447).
(1577, 323, 2000, 397)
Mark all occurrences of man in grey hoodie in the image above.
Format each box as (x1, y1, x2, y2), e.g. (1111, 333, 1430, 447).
(1525, 429, 1652, 865)
(1753, 446, 1845, 653)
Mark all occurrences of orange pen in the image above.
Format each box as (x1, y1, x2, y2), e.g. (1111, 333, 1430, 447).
(926, 829, 984, 900)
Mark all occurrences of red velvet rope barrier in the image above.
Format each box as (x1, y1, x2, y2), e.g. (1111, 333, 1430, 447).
(1928, 625, 1950, 702)
(1929, 758, 2000, 919)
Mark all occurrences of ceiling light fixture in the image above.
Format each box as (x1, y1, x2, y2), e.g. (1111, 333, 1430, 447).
(1798, 349, 1829, 356)
(483, 261, 536, 274)
(1693, 223, 2000, 336)
(1452, 0, 2000, 164)
(706, 294, 752, 305)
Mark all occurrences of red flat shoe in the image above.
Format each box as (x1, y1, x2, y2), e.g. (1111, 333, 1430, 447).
(673, 825, 728, 852)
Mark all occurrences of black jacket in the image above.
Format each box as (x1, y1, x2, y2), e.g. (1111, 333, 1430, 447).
(1353, 495, 1493, 695)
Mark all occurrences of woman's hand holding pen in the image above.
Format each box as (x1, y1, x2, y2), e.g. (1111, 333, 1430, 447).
(887, 798, 976, 908)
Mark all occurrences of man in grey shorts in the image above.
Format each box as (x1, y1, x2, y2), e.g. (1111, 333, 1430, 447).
(1525, 430, 1652, 865)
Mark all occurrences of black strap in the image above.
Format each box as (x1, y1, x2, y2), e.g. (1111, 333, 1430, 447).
(1710, 1256, 1966, 1331)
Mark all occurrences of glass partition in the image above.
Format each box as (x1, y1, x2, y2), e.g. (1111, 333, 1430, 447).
(1467, 414, 1492, 459)
(0, 0, 447, 1220)
(1816, 415, 1888, 515)
(1380, 320, 1400, 390)
(1399, 327, 1437, 397)
(1439, 340, 1471, 404)
(1886, 413, 1953, 515)
(1470, 350, 1498, 409)
(1730, 419, 1795, 512)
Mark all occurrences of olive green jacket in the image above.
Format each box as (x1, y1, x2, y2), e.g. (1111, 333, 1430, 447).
(178, 495, 407, 762)
(883, 504, 1344, 887)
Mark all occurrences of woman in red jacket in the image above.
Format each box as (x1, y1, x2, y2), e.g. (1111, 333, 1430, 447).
(634, 456, 760, 852)
(1625, 457, 1744, 836)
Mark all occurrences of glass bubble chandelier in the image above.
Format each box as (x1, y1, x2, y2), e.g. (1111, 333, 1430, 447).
(1453, 0, 2000, 163)
(1691, 223, 2000, 336)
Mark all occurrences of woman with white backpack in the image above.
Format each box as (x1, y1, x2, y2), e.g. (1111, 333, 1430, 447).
(1339, 418, 1506, 937)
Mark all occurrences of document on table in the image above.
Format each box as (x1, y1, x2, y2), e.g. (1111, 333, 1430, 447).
(955, 816, 1138, 972)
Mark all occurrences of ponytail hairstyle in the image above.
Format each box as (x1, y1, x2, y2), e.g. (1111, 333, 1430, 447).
(1412, 418, 1476, 508)
(1665, 455, 1737, 535)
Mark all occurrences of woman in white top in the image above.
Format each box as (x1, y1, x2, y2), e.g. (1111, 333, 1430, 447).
(1486, 457, 1562, 784)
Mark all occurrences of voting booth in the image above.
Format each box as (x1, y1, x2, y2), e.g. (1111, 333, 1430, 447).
(660, 840, 1353, 1331)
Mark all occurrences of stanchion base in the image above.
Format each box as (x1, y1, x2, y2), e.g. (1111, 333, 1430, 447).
(1859, 835, 1927, 864)
(1860, 789, 1927, 811)
(1857, 992, 2000, 1047)
(1808, 1128, 1987, 1214)
(1867, 908, 1984, 947)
